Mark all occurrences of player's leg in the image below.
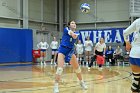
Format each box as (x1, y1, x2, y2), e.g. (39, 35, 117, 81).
(76, 54, 80, 64)
(43, 50, 46, 65)
(54, 53, 65, 93)
(79, 54, 83, 65)
(51, 50, 54, 64)
(85, 51, 89, 66)
(54, 51, 57, 65)
(40, 51, 44, 65)
(129, 58, 140, 93)
(70, 54, 88, 90)
(88, 55, 96, 70)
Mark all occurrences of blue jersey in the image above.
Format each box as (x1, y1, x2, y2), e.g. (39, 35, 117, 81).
(105, 49, 114, 55)
(60, 27, 77, 48)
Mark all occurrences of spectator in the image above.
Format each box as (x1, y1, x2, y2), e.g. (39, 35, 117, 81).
(76, 40, 84, 64)
(84, 36, 93, 66)
(50, 37, 59, 65)
(105, 45, 115, 66)
(37, 38, 49, 65)
(88, 38, 106, 70)
(114, 45, 123, 63)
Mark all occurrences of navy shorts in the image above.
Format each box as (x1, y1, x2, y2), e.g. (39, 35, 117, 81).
(58, 45, 74, 63)
(129, 57, 140, 67)
(40, 49, 46, 52)
(52, 49, 58, 51)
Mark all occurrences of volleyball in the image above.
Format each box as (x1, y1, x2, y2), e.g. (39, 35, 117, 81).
(80, 3, 90, 13)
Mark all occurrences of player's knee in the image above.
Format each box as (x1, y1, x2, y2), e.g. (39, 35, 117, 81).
(75, 67, 81, 73)
(56, 67, 63, 75)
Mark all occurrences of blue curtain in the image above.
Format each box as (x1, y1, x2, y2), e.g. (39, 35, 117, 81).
(0, 28, 33, 63)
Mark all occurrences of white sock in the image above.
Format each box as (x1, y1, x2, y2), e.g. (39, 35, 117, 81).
(54, 82, 59, 86)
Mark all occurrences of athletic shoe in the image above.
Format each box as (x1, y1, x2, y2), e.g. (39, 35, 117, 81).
(54, 85, 59, 93)
(44, 62, 46, 66)
(98, 67, 103, 71)
(40, 61, 43, 65)
(80, 81, 88, 90)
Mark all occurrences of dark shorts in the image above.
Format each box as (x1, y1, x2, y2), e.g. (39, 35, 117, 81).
(129, 57, 140, 67)
(58, 45, 74, 63)
(40, 49, 46, 52)
(52, 49, 58, 51)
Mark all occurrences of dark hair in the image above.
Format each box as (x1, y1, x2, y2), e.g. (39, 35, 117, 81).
(67, 20, 75, 26)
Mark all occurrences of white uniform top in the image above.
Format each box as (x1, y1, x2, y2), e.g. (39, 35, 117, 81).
(84, 40, 93, 51)
(95, 42, 106, 52)
(76, 44, 84, 54)
(115, 48, 122, 55)
(37, 41, 49, 49)
(50, 41, 59, 49)
(123, 18, 140, 58)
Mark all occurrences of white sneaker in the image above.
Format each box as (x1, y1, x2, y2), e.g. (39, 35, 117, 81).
(54, 62, 56, 65)
(88, 67, 90, 71)
(40, 61, 43, 65)
(98, 67, 103, 71)
(44, 62, 46, 66)
(54, 85, 59, 93)
(80, 81, 88, 90)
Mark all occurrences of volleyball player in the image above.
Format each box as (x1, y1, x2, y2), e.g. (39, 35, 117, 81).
(37, 39, 49, 65)
(123, 18, 140, 93)
(53, 20, 87, 93)
(50, 37, 59, 65)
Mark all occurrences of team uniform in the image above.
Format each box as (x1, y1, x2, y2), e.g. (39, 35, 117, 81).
(50, 40, 59, 64)
(84, 40, 93, 52)
(54, 26, 87, 93)
(58, 27, 77, 61)
(95, 42, 106, 54)
(50, 41, 59, 53)
(37, 41, 49, 51)
(84, 40, 93, 65)
(123, 18, 140, 92)
(76, 43, 83, 55)
(88, 42, 106, 69)
(37, 41, 49, 65)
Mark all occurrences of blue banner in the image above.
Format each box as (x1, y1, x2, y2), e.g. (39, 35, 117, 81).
(78, 28, 133, 43)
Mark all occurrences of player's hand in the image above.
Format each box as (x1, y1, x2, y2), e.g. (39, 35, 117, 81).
(72, 33, 78, 39)
(125, 41, 131, 51)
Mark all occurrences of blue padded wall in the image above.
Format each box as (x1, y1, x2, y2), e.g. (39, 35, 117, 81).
(0, 28, 33, 63)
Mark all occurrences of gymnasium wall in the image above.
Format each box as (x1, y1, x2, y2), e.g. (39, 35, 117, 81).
(0, 0, 132, 61)
(0, 28, 33, 63)
(68, 0, 130, 29)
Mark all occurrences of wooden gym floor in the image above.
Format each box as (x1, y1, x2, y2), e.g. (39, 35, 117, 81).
(0, 63, 132, 93)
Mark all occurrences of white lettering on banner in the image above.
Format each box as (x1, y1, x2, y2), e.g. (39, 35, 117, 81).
(114, 30, 122, 43)
(81, 31, 92, 43)
(104, 30, 112, 43)
(93, 31, 102, 43)
(79, 28, 131, 43)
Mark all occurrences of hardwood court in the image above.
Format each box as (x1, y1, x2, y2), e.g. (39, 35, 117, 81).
(0, 64, 132, 93)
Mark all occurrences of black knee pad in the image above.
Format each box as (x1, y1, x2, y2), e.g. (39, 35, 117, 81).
(51, 55, 54, 59)
(131, 73, 140, 92)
